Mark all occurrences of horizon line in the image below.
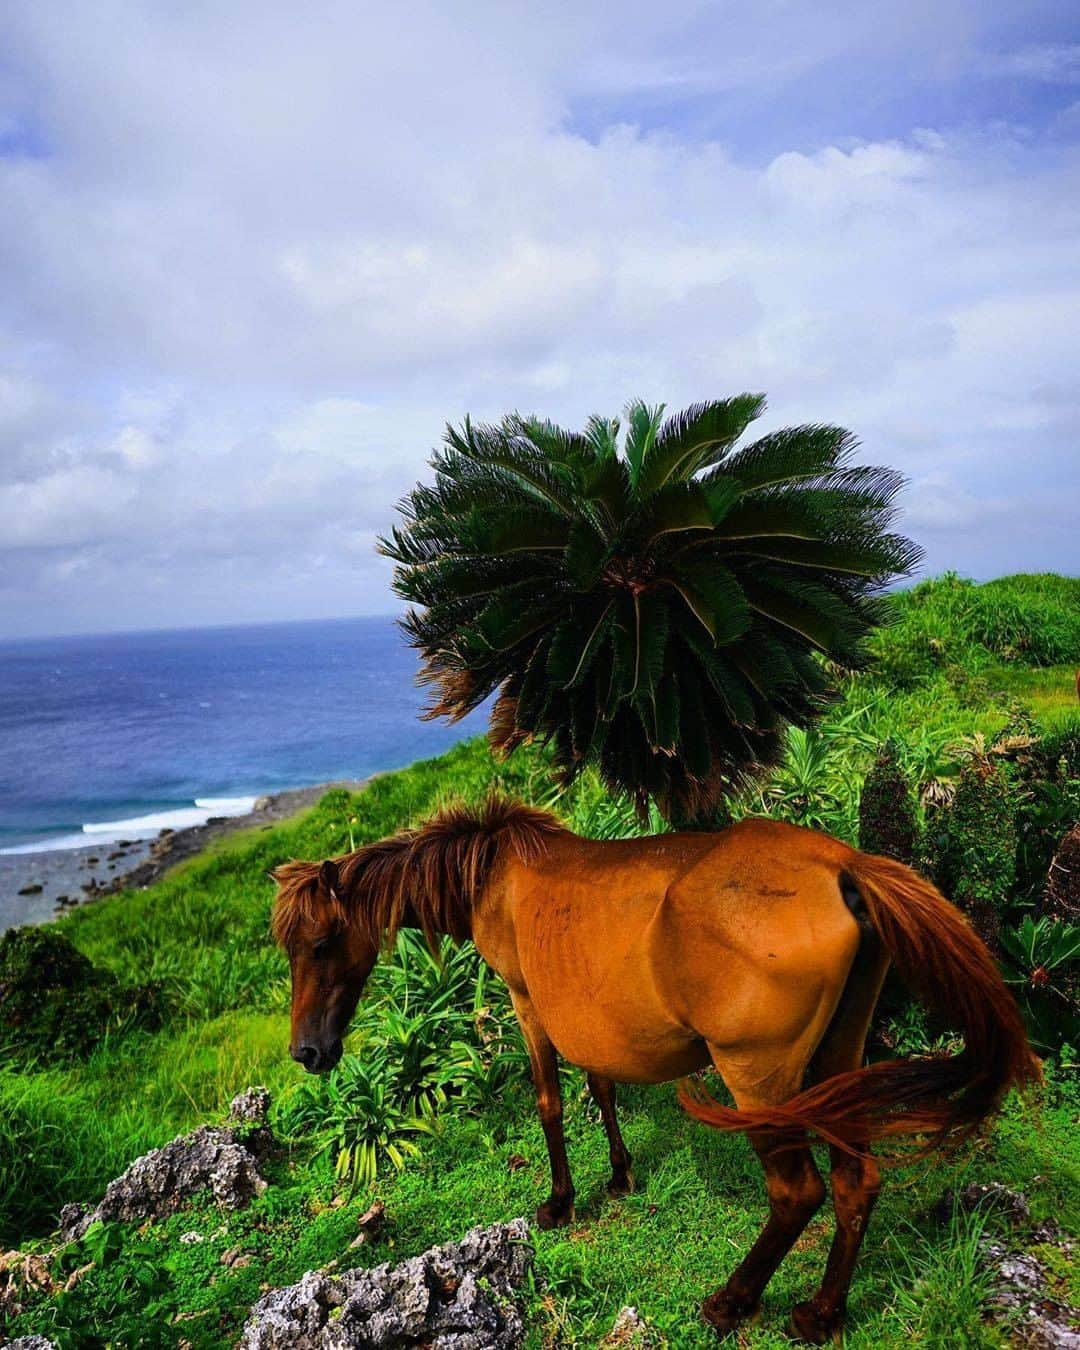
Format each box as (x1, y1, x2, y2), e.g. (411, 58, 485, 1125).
(0, 609, 405, 648)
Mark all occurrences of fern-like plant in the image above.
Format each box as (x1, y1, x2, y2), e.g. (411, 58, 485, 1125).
(381, 397, 920, 823)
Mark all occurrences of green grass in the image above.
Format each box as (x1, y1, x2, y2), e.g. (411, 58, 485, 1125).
(0, 1012, 291, 1240)
(982, 665, 1080, 731)
(2, 572, 1079, 1346)
(7, 1058, 1075, 1347)
(869, 572, 1080, 687)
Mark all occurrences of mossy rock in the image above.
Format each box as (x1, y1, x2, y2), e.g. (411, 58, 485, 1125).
(0, 926, 163, 1064)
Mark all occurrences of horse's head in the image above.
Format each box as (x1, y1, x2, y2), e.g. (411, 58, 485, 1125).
(271, 858, 378, 1073)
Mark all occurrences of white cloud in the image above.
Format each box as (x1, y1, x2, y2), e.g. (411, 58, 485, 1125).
(0, 1, 1078, 635)
(0, 463, 137, 548)
(981, 43, 1080, 84)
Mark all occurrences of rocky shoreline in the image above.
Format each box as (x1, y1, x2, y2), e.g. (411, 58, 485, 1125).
(0, 781, 364, 933)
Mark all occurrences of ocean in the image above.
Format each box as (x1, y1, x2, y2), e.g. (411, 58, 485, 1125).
(0, 616, 487, 853)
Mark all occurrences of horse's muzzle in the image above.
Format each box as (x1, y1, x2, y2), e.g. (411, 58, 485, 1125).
(291, 1038, 343, 1073)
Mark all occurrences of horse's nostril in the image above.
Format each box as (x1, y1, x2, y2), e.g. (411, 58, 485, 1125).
(291, 1044, 319, 1070)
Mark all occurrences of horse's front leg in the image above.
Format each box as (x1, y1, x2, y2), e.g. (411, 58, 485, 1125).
(511, 992, 574, 1229)
(587, 1073, 633, 1196)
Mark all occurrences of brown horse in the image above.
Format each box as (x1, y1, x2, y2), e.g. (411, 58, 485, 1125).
(272, 796, 1039, 1343)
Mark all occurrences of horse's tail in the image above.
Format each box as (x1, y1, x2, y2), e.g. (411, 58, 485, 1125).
(678, 851, 1041, 1157)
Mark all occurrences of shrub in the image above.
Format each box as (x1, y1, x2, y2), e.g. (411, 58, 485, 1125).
(1015, 778, 1080, 903)
(937, 757, 1017, 949)
(1033, 726, 1080, 782)
(859, 740, 919, 863)
(0, 927, 163, 1066)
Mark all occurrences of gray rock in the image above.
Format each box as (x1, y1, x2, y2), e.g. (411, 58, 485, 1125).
(230, 1086, 272, 1127)
(58, 1089, 274, 1241)
(228, 1087, 275, 1163)
(982, 1239, 1080, 1348)
(937, 1180, 1032, 1228)
(3, 1338, 60, 1349)
(240, 1219, 533, 1349)
(603, 1306, 651, 1344)
(935, 1181, 1079, 1347)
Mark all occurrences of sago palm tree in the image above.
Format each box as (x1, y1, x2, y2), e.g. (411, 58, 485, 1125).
(379, 396, 921, 825)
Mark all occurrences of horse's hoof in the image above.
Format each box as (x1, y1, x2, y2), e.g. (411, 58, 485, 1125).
(790, 1299, 843, 1345)
(607, 1170, 635, 1198)
(535, 1199, 574, 1230)
(701, 1291, 760, 1337)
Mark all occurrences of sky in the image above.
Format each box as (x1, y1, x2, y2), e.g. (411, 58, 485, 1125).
(0, 1, 1078, 638)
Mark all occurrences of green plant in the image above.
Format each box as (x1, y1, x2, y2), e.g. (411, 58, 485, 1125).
(30, 1222, 177, 1347)
(273, 922, 530, 1194)
(382, 397, 919, 824)
(936, 751, 1018, 948)
(375, 929, 493, 1021)
(875, 1004, 957, 1058)
(759, 725, 848, 832)
(275, 1052, 439, 1190)
(375, 1006, 463, 1113)
(999, 915, 1080, 1053)
(445, 1036, 529, 1112)
(859, 740, 919, 863)
(545, 782, 666, 839)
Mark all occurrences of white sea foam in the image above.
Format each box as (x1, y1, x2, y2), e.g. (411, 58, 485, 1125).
(1, 831, 90, 856)
(0, 796, 259, 855)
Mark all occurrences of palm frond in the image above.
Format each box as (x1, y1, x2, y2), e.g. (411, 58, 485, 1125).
(386, 399, 919, 822)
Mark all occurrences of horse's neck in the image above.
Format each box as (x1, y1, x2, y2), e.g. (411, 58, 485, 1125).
(395, 894, 474, 943)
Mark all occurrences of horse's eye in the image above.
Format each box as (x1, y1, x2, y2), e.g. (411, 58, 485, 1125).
(312, 939, 332, 960)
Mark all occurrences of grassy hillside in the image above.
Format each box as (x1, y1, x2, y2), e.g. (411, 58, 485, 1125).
(2, 574, 1078, 1346)
(868, 572, 1080, 729)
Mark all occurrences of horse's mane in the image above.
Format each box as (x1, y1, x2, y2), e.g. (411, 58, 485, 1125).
(271, 794, 565, 952)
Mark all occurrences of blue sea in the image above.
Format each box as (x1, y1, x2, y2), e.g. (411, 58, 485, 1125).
(0, 616, 487, 853)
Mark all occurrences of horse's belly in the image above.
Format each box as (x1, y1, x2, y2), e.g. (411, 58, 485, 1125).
(574, 1038, 712, 1085)
(536, 996, 709, 1084)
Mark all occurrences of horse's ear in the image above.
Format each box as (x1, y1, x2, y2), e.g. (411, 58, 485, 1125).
(319, 859, 340, 897)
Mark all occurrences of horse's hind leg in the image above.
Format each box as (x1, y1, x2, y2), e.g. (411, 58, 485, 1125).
(700, 1048, 826, 1336)
(702, 1126, 825, 1335)
(791, 933, 889, 1344)
(587, 1073, 633, 1196)
(790, 1145, 879, 1344)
